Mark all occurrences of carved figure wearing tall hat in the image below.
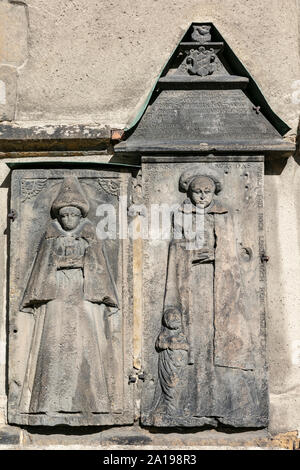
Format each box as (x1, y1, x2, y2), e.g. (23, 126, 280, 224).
(19, 176, 118, 416)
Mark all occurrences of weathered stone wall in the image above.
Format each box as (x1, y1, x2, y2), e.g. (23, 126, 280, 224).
(0, 0, 299, 129)
(0, 0, 299, 446)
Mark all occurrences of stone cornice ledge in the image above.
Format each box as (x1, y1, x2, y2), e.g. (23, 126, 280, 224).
(0, 122, 112, 152)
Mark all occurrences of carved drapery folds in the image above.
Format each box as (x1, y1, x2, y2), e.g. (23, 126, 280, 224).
(134, 155, 272, 429)
(147, 171, 266, 428)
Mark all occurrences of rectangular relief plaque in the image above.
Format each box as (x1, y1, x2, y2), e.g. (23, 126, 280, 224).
(141, 160, 268, 428)
(8, 168, 134, 426)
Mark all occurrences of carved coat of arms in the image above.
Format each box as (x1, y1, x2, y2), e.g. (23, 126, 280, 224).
(185, 46, 216, 77)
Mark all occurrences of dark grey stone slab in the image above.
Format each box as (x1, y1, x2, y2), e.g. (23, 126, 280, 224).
(8, 168, 134, 427)
(0, 124, 111, 152)
(158, 76, 250, 90)
(115, 22, 292, 157)
(118, 89, 283, 151)
(116, 141, 295, 156)
(141, 161, 268, 428)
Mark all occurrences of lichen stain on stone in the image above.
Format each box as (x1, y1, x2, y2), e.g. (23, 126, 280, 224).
(269, 431, 300, 450)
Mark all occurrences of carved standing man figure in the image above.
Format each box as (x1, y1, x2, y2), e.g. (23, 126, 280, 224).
(152, 172, 264, 428)
(19, 176, 118, 416)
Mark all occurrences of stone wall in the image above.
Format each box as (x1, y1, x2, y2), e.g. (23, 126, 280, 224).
(0, 0, 299, 129)
(0, 0, 299, 447)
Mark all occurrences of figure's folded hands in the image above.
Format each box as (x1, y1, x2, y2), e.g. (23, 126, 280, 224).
(192, 250, 214, 264)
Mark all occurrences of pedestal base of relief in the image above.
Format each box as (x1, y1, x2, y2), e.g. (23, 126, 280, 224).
(0, 425, 21, 445)
(142, 413, 218, 428)
(142, 410, 268, 429)
(8, 411, 134, 427)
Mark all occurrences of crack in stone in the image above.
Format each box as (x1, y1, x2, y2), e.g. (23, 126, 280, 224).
(3, 0, 30, 120)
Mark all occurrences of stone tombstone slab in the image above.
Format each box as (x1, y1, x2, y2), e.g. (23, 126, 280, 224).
(8, 168, 134, 426)
(114, 21, 293, 431)
(141, 158, 268, 428)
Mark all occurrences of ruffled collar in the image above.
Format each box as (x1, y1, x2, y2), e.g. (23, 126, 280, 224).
(179, 198, 228, 215)
(45, 218, 96, 240)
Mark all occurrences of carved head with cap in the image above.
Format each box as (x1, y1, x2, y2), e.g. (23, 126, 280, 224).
(179, 171, 222, 209)
(163, 307, 182, 331)
(51, 177, 90, 231)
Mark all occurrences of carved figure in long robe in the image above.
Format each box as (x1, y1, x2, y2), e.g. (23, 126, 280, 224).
(154, 307, 189, 416)
(152, 173, 266, 428)
(19, 177, 118, 415)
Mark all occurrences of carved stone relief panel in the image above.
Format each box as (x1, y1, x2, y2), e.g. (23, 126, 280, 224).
(8, 168, 133, 426)
(141, 159, 268, 428)
(191, 25, 212, 43)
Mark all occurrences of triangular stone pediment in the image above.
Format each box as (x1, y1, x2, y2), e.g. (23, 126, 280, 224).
(116, 23, 294, 156)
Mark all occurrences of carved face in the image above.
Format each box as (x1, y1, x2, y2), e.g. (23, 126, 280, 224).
(163, 310, 182, 330)
(58, 206, 82, 231)
(189, 176, 216, 208)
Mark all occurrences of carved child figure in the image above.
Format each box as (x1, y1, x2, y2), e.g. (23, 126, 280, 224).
(156, 308, 189, 353)
(153, 308, 189, 419)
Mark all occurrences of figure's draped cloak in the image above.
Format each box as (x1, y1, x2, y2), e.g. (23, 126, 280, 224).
(164, 200, 253, 370)
(19, 219, 119, 414)
(21, 219, 118, 310)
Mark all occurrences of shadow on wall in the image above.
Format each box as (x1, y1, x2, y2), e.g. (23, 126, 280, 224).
(294, 115, 300, 264)
(295, 117, 300, 166)
(264, 150, 294, 394)
(0, 171, 11, 400)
